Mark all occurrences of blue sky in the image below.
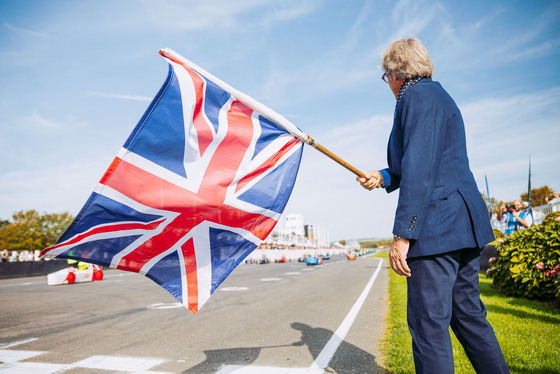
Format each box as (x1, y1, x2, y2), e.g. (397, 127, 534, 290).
(1, 0, 559, 240)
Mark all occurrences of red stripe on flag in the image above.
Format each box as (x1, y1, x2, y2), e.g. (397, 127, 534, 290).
(181, 238, 199, 313)
(99, 156, 122, 185)
(176, 63, 213, 156)
(40, 219, 165, 258)
(197, 100, 254, 200)
(236, 136, 300, 193)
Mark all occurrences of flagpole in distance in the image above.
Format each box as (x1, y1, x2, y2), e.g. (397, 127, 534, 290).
(159, 48, 366, 179)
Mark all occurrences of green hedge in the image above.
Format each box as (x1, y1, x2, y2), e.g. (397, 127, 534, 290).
(488, 211, 560, 302)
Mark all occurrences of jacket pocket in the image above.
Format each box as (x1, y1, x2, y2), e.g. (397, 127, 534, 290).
(430, 185, 450, 201)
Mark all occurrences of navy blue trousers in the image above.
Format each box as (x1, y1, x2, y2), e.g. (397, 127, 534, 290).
(406, 247, 509, 374)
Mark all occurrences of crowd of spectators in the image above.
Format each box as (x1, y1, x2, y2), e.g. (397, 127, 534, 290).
(0, 249, 43, 262)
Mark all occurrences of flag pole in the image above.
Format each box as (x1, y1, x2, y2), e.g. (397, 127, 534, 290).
(527, 155, 532, 211)
(485, 175, 492, 218)
(159, 48, 366, 179)
(306, 139, 366, 178)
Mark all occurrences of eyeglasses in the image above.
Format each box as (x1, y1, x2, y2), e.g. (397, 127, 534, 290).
(382, 72, 389, 83)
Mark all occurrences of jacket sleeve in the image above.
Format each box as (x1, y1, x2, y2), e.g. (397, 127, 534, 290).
(392, 89, 447, 239)
(380, 169, 392, 188)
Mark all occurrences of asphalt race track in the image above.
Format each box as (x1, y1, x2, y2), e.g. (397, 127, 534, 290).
(0, 254, 389, 374)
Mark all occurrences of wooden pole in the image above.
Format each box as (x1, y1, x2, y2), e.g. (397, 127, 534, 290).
(307, 139, 366, 178)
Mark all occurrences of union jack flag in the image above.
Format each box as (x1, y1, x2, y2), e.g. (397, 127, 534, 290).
(41, 52, 304, 313)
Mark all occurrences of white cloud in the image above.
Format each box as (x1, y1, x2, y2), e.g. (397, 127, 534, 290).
(490, 4, 560, 63)
(259, 1, 319, 24)
(466, 7, 506, 33)
(85, 91, 152, 102)
(139, 0, 319, 32)
(461, 87, 560, 147)
(502, 37, 560, 62)
(460, 88, 560, 200)
(14, 110, 87, 130)
(390, 0, 445, 40)
(3, 23, 49, 39)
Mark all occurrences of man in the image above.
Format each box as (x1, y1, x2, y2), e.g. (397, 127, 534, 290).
(358, 38, 509, 373)
(504, 200, 532, 235)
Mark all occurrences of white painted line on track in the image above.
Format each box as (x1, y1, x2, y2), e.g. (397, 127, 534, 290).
(0, 361, 68, 373)
(0, 338, 38, 349)
(221, 287, 248, 292)
(0, 280, 44, 288)
(260, 278, 281, 282)
(310, 257, 383, 371)
(218, 257, 385, 374)
(104, 272, 136, 278)
(68, 355, 166, 371)
(284, 272, 301, 275)
(146, 302, 183, 309)
(0, 349, 169, 373)
(0, 348, 44, 363)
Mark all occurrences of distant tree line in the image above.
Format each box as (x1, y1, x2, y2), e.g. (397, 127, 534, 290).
(359, 238, 393, 249)
(0, 210, 74, 252)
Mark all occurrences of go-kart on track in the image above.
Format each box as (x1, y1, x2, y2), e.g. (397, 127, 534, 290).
(0, 254, 388, 373)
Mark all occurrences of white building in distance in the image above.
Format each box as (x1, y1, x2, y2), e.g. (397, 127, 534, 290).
(261, 213, 331, 249)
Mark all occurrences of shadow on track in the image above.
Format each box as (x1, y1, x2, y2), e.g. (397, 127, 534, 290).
(182, 322, 385, 373)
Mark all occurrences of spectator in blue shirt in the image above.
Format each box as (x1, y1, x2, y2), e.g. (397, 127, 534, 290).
(504, 200, 532, 235)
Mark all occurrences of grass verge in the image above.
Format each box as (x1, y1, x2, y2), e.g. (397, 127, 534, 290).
(374, 251, 560, 373)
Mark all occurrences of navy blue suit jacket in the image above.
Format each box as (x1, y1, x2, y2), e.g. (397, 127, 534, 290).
(382, 78, 494, 258)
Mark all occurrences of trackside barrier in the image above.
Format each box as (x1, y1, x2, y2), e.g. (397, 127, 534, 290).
(0, 249, 353, 278)
(0, 260, 70, 280)
(532, 202, 560, 225)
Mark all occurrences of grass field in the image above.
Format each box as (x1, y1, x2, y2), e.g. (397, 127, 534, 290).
(374, 252, 560, 373)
